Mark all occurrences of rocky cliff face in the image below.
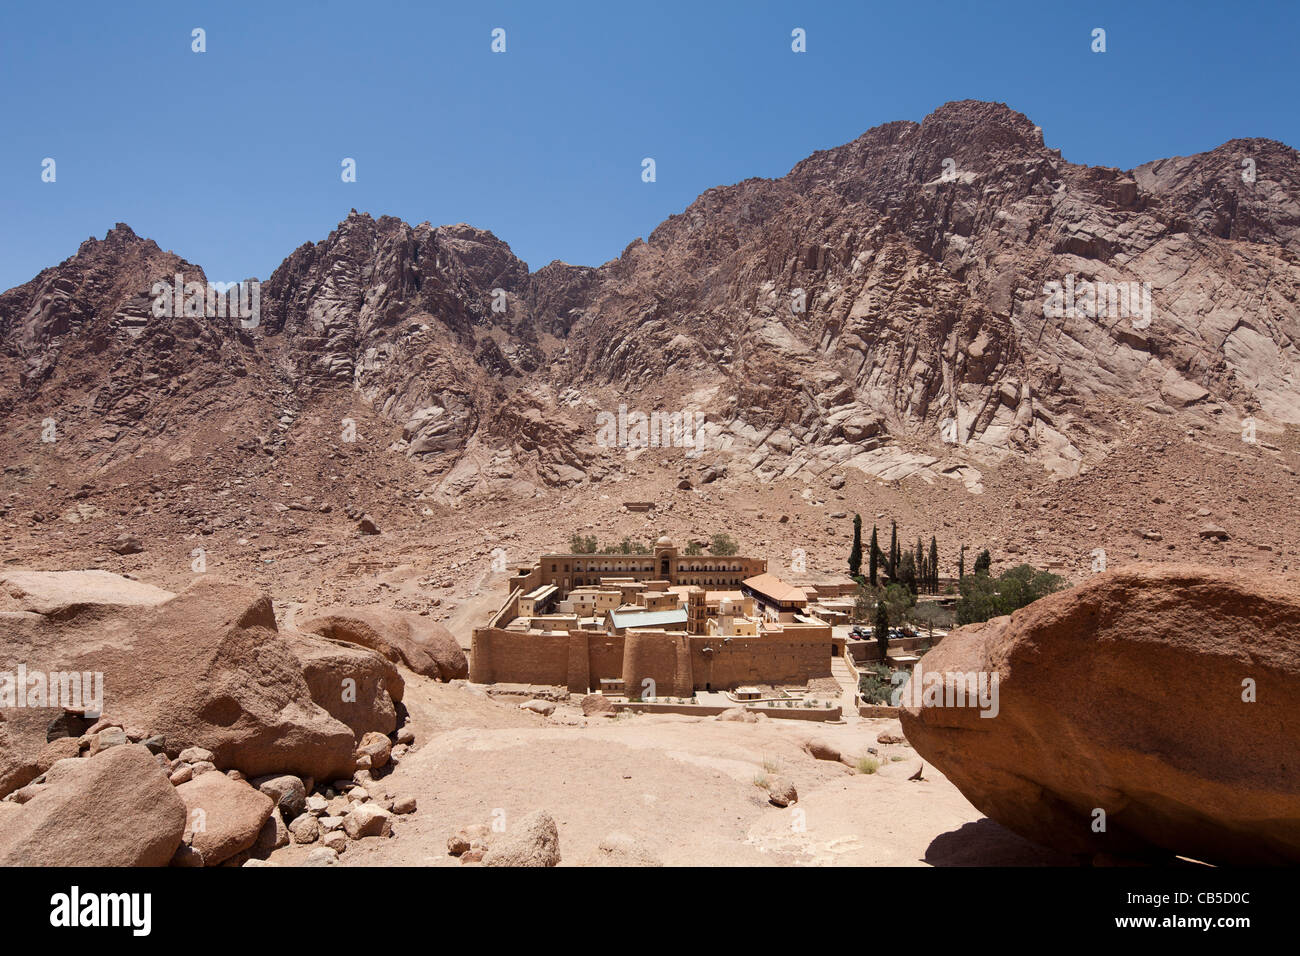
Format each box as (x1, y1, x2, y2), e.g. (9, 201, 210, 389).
(3, 101, 1298, 498)
(0, 224, 272, 469)
(555, 101, 1300, 490)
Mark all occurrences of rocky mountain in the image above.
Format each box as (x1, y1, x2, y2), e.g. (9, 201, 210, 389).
(3, 100, 1298, 501)
(557, 101, 1300, 491)
(0, 224, 269, 470)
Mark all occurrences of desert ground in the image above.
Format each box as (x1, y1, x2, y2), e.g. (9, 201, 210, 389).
(263, 675, 1072, 868)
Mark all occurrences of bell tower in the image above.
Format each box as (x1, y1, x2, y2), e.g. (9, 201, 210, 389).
(654, 534, 677, 582)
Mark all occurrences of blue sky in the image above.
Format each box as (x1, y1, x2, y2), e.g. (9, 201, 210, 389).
(1, 0, 1297, 291)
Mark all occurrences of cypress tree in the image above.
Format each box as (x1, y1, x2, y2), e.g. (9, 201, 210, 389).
(869, 525, 879, 587)
(898, 551, 918, 595)
(974, 548, 992, 576)
(848, 514, 863, 579)
(874, 600, 891, 661)
(929, 536, 939, 592)
(889, 521, 899, 578)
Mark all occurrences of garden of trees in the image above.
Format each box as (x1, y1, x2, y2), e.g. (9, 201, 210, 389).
(847, 515, 1067, 635)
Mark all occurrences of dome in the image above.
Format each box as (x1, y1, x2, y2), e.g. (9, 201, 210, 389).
(655, 535, 674, 548)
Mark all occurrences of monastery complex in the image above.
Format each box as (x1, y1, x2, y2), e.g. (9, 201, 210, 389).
(470, 536, 864, 701)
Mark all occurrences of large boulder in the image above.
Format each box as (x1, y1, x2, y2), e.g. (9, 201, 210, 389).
(0, 708, 62, 799)
(0, 572, 358, 791)
(298, 607, 468, 681)
(0, 569, 173, 616)
(176, 771, 275, 866)
(0, 570, 175, 796)
(900, 564, 1300, 865)
(287, 633, 404, 738)
(0, 745, 186, 866)
(481, 809, 561, 867)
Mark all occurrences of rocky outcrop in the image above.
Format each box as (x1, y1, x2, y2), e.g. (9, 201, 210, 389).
(899, 564, 1300, 865)
(0, 223, 262, 473)
(0, 709, 65, 801)
(0, 568, 173, 615)
(299, 606, 468, 681)
(0, 745, 186, 866)
(0, 572, 358, 788)
(0, 569, 426, 866)
(288, 631, 405, 738)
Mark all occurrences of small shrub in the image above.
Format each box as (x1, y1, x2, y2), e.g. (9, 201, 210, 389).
(857, 756, 880, 775)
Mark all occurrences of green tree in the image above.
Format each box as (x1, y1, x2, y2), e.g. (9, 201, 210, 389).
(974, 548, 992, 576)
(955, 571, 999, 624)
(881, 582, 915, 626)
(889, 521, 899, 578)
(929, 537, 939, 592)
(874, 600, 891, 661)
(848, 514, 863, 580)
(709, 533, 740, 556)
(852, 582, 881, 623)
(955, 563, 1067, 625)
(569, 533, 597, 554)
(869, 525, 879, 587)
(996, 564, 1067, 612)
(897, 551, 918, 595)
(958, 544, 967, 580)
(606, 537, 652, 555)
(683, 541, 703, 556)
(911, 601, 949, 640)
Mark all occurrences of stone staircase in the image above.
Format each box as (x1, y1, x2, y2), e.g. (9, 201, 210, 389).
(830, 654, 859, 718)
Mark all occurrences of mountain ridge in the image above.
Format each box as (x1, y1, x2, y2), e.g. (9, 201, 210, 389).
(3, 99, 1299, 503)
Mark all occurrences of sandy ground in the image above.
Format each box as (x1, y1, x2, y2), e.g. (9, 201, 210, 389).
(268, 676, 1074, 867)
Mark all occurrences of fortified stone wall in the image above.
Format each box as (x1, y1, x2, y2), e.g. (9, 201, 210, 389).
(486, 587, 523, 630)
(622, 631, 694, 698)
(507, 566, 544, 597)
(469, 627, 571, 686)
(587, 638, 624, 686)
(690, 636, 832, 689)
(470, 627, 833, 693)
